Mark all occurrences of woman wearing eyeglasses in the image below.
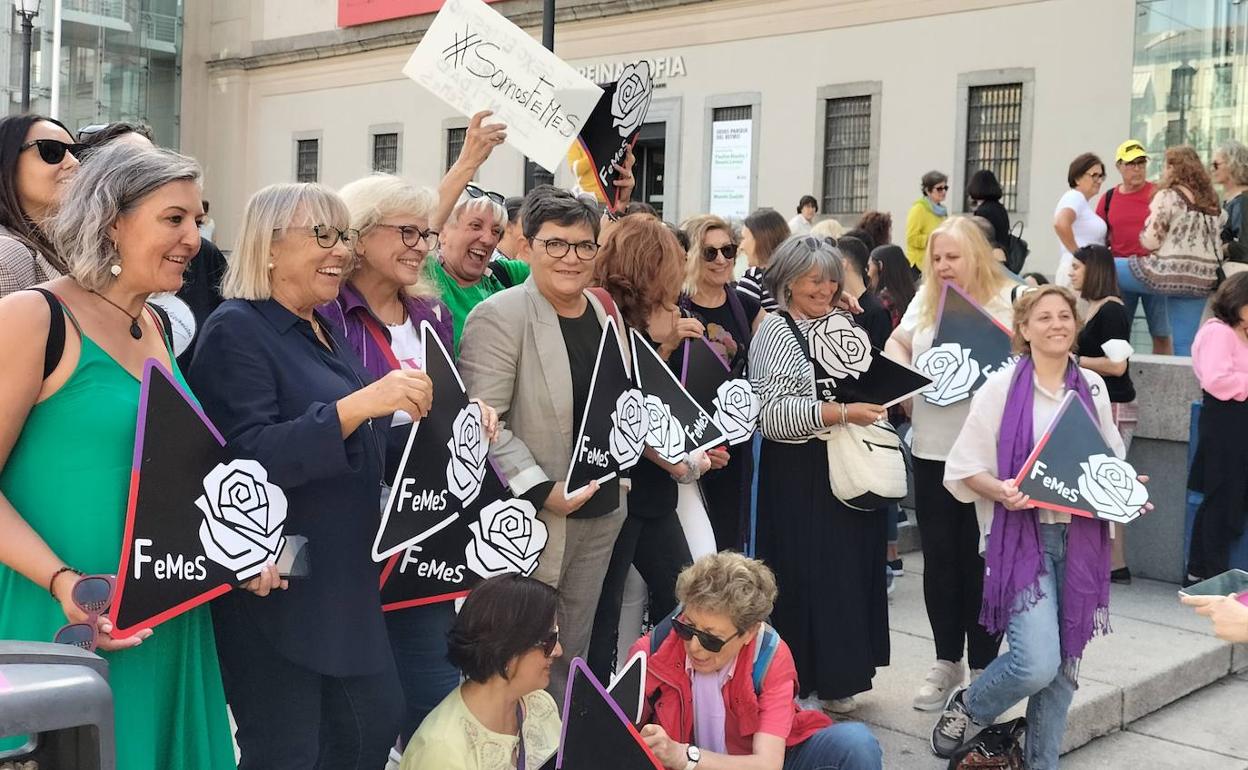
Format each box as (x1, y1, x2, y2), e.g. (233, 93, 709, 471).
(632, 552, 882, 770)
(679, 214, 764, 553)
(0, 114, 81, 297)
(400, 573, 562, 770)
(188, 183, 433, 770)
(1053, 153, 1108, 287)
(904, 171, 949, 270)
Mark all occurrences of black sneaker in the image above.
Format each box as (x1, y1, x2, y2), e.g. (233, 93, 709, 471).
(1110, 567, 1132, 585)
(931, 687, 985, 758)
(888, 558, 904, 576)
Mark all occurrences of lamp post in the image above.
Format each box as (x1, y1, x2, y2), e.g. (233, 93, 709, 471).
(14, 0, 41, 113)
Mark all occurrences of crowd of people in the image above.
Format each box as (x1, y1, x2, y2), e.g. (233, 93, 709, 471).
(0, 106, 1244, 770)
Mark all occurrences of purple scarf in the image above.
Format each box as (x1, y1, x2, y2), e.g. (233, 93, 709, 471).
(981, 355, 1111, 681)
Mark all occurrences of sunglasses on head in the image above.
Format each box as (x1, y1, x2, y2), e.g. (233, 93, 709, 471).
(670, 615, 743, 654)
(465, 183, 505, 205)
(21, 139, 86, 165)
(535, 627, 560, 657)
(52, 574, 116, 652)
(802, 235, 840, 253)
(702, 243, 739, 262)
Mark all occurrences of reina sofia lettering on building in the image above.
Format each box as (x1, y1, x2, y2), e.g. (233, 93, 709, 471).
(576, 56, 686, 85)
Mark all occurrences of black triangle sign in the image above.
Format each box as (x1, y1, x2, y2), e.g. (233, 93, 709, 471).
(1014, 391, 1149, 524)
(549, 657, 662, 770)
(914, 282, 1015, 407)
(567, 62, 653, 213)
(680, 336, 758, 446)
(630, 328, 724, 463)
(565, 317, 646, 497)
(606, 649, 647, 726)
(805, 313, 933, 408)
(113, 360, 290, 637)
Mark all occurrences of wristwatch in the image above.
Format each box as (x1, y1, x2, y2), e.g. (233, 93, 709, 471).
(683, 744, 701, 770)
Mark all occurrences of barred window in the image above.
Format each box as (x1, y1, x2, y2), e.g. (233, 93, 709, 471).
(446, 127, 466, 172)
(296, 139, 319, 183)
(822, 96, 872, 215)
(713, 105, 752, 122)
(965, 83, 1023, 212)
(372, 133, 399, 174)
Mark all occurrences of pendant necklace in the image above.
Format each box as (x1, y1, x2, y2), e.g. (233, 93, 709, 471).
(90, 290, 143, 339)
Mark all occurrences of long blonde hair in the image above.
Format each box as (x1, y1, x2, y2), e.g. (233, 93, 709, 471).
(917, 215, 1012, 329)
(681, 213, 733, 294)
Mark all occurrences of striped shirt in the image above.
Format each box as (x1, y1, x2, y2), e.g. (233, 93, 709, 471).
(736, 266, 778, 312)
(747, 312, 827, 443)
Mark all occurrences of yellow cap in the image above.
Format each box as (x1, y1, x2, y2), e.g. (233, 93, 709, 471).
(1116, 140, 1148, 163)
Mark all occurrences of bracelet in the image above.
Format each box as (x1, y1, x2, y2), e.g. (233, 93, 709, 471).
(48, 566, 83, 601)
(840, 403, 848, 426)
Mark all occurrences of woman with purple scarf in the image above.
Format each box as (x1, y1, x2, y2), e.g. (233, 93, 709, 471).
(930, 286, 1148, 768)
(319, 173, 499, 760)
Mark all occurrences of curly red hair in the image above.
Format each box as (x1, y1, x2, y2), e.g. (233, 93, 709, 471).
(594, 214, 686, 330)
(1160, 146, 1220, 214)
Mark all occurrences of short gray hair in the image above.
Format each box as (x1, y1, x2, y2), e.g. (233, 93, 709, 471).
(1216, 140, 1248, 187)
(49, 142, 201, 292)
(762, 234, 845, 311)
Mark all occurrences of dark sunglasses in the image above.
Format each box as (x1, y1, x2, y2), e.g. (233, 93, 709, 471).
(933, 184, 950, 192)
(670, 616, 743, 654)
(52, 574, 116, 652)
(465, 183, 505, 205)
(802, 236, 840, 253)
(702, 243, 739, 262)
(21, 139, 86, 165)
(536, 627, 560, 657)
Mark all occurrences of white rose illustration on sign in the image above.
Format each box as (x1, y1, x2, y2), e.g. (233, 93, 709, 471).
(643, 394, 686, 464)
(713, 379, 760, 445)
(464, 499, 549, 578)
(608, 388, 648, 469)
(196, 459, 289, 581)
(446, 402, 488, 507)
(611, 61, 654, 138)
(914, 342, 981, 407)
(1077, 453, 1148, 524)
(808, 314, 873, 380)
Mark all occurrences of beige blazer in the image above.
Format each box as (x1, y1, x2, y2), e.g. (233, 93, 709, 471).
(458, 277, 628, 581)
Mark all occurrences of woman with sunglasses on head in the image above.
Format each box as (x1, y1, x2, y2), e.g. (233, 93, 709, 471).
(1053, 153, 1108, 288)
(633, 552, 882, 770)
(188, 182, 433, 769)
(401, 573, 562, 770)
(905, 171, 949, 271)
(679, 214, 765, 552)
(0, 114, 81, 297)
(0, 143, 236, 768)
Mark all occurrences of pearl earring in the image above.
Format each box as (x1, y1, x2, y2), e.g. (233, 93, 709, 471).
(109, 263, 122, 277)
(267, 262, 275, 270)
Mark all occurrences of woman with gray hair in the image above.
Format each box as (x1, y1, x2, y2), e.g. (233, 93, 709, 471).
(0, 142, 237, 767)
(747, 235, 891, 715)
(188, 182, 432, 769)
(1211, 140, 1248, 262)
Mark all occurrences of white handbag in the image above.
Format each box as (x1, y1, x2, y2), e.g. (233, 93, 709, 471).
(820, 420, 908, 511)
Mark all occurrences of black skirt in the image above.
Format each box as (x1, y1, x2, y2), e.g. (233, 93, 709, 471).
(756, 438, 890, 698)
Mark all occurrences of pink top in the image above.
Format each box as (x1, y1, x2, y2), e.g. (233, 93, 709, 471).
(1192, 319, 1248, 401)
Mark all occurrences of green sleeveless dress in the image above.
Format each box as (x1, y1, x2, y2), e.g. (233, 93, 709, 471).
(0, 306, 235, 769)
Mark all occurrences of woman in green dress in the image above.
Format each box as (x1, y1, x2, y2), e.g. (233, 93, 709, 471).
(0, 142, 244, 769)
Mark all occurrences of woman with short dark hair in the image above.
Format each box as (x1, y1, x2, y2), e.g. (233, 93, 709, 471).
(737, 207, 791, 311)
(401, 573, 563, 770)
(1053, 153, 1108, 287)
(905, 171, 949, 269)
(1186, 272, 1248, 585)
(789, 195, 818, 236)
(0, 114, 80, 296)
(968, 170, 1010, 251)
(856, 210, 893, 250)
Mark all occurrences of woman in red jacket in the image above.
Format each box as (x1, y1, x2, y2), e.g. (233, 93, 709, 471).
(632, 552, 881, 770)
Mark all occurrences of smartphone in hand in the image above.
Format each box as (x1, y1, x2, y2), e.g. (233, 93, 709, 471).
(276, 535, 310, 578)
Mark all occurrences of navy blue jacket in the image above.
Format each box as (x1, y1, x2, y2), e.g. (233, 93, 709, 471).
(188, 298, 389, 677)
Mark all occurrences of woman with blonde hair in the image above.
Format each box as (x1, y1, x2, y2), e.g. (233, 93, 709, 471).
(885, 215, 1023, 712)
(680, 214, 765, 552)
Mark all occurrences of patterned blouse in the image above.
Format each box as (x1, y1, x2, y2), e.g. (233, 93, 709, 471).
(0, 227, 61, 298)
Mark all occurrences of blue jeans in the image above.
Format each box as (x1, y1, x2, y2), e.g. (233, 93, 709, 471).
(385, 602, 460, 744)
(964, 524, 1076, 770)
(1115, 257, 1171, 339)
(1115, 258, 1208, 355)
(783, 722, 883, 770)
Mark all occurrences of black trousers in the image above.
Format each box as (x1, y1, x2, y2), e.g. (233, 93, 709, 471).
(215, 610, 404, 770)
(701, 446, 754, 551)
(588, 511, 693, 681)
(913, 457, 1001, 669)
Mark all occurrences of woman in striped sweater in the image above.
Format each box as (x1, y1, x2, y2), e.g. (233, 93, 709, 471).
(748, 235, 891, 715)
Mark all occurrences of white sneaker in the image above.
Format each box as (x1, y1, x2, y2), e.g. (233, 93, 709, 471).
(913, 659, 965, 711)
(796, 694, 824, 711)
(823, 696, 857, 714)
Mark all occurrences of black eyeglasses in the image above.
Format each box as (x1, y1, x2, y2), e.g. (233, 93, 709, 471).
(702, 243, 739, 262)
(670, 616, 743, 654)
(465, 184, 505, 205)
(536, 627, 560, 657)
(532, 236, 599, 260)
(21, 139, 85, 165)
(375, 223, 439, 250)
(276, 224, 359, 249)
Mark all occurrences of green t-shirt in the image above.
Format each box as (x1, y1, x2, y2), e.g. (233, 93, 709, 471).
(428, 256, 531, 354)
